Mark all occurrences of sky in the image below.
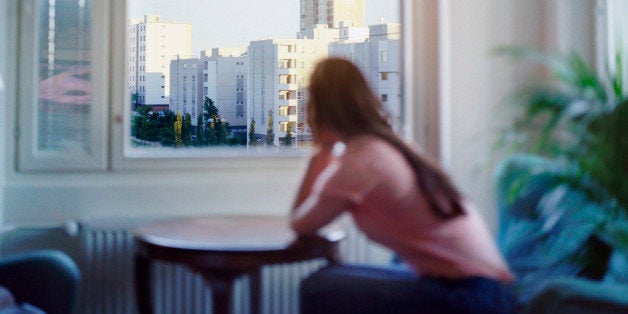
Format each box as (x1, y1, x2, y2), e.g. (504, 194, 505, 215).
(129, 0, 400, 55)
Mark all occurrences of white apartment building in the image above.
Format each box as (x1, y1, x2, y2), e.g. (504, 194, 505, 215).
(337, 21, 369, 43)
(129, 15, 191, 107)
(201, 48, 248, 133)
(299, 0, 364, 32)
(169, 48, 247, 130)
(248, 26, 339, 147)
(329, 23, 402, 129)
(169, 56, 201, 125)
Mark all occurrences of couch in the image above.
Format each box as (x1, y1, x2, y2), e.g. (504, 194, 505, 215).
(0, 250, 80, 314)
(495, 154, 628, 313)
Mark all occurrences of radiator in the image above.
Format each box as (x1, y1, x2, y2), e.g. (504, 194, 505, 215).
(75, 217, 390, 314)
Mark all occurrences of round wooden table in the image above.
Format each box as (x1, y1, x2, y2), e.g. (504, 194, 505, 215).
(133, 215, 344, 314)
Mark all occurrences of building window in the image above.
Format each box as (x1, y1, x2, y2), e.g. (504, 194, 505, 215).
(380, 72, 388, 80)
(381, 94, 388, 102)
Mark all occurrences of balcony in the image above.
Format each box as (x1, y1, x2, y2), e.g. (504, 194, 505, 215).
(277, 67, 298, 75)
(278, 105, 297, 116)
(279, 74, 298, 90)
(278, 99, 298, 107)
(278, 83, 299, 90)
(278, 90, 297, 101)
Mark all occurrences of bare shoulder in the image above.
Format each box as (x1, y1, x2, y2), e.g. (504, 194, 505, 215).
(345, 135, 392, 154)
(345, 135, 406, 165)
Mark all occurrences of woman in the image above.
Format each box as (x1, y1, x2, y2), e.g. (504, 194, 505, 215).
(291, 58, 515, 314)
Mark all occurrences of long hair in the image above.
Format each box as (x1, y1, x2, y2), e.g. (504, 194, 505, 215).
(307, 58, 465, 219)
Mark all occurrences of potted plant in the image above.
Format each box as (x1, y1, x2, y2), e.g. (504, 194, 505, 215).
(494, 46, 627, 302)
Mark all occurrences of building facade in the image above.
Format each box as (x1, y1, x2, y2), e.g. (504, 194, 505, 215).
(168, 48, 248, 131)
(129, 15, 191, 107)
(329, 23, 402, 129)
(248, 26, 339, 147)
(201, 48, 248, 134)
(169, 56, 201, 125)
(299, 0, 364, 32)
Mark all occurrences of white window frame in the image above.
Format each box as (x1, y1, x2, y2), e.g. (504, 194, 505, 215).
(598, 0, 628, 91)
(111, 0, 408, 170)
(9, 0, 410, 172)
(16, 0, 110, 172)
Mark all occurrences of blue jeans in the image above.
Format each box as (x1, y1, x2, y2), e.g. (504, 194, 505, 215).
(300, 264, 515, 314)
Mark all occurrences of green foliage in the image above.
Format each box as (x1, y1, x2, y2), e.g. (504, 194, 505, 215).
(131, 105, 158, 142)
(130, 97, 245, 148)
(158, 110, 176, 146)
(203, 97, 218, 121)
(196, 114, 204, 146)
(249, 118, 257, 145)
(282, 121, 294, 147)
(497, 46, 628, 252)
(266, 111, 275, 146)
(174, 112, 183, 147)
(130, 93, 140, 108)
(182, 113, 192, 146)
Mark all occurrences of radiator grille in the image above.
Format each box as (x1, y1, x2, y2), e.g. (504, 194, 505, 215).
(77, 218, 389, 314)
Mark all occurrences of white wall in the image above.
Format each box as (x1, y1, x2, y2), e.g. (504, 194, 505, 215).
(437, 0, 596, 232)
(0, 0, 599, 231)
(440, 0, 546, 230)
(0, 0, 7, 225)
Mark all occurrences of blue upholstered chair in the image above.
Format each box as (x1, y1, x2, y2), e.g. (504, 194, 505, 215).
(495, 154, 628, 313)
(0, 250, 80, 314)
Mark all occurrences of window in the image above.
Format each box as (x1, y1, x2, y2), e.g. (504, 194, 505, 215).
(123, 0, 402, 156)
(12, 0, 401, 171)
(15, 0, 108, 171)
(381, 94, 388, 102)
(7, 1, 617, 226)
(380, 50, 388, 62)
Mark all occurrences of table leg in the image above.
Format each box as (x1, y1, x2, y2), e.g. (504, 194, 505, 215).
(201, 270, 240, 314)
(134, 253, 153, 314)
(248, 270, 262, 314)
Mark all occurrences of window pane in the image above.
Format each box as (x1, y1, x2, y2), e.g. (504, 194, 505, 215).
(37, 0, 92, 153)
(127, 0, 399, 154)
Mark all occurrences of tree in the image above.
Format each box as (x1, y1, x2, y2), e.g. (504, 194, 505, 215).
(217, 117, 228, 145)
(196, 114, 205, 146)
(131, 105, 158, 143)
(266, 110, 275, 146)
(203, 97, 219, 145)
(249, 118, 257, 146)
(174, 112, 183, 147)
(182, 113, 192, 146)
(130, 92, 140, 110)
(203, 97, 218, 121)
(282, 121, 294, 147)
(158, 110, 176, 146)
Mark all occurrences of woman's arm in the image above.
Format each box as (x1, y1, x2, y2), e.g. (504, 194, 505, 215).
(291, 189, 352, 235)
(291, 143, 352, 235)
(291, 145, 334, 211)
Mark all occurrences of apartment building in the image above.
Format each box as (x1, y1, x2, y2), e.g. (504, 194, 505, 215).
(169, 56, 201, 124)
(299, 0, 365, 32)
(248, 25, 339, 147)
(168, 48, 247, 132)
(329, 23, 402, 128)
(129, 15, 191, 107)
(201, 48, 248, 134)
